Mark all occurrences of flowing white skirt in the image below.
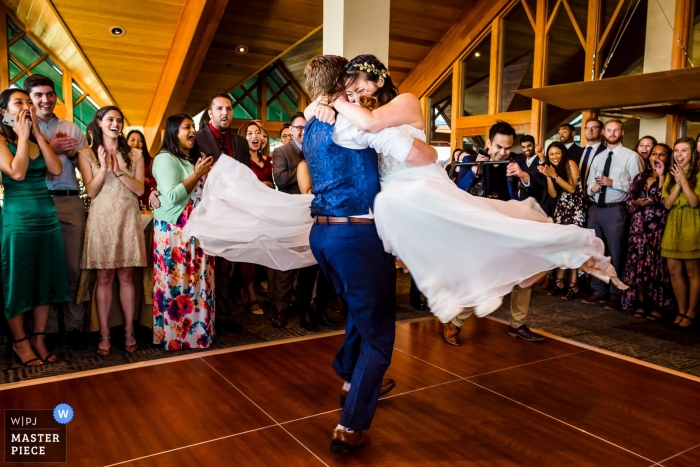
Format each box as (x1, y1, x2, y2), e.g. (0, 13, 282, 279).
(182, 156, 316, 271)
(184, 157, 624, 323)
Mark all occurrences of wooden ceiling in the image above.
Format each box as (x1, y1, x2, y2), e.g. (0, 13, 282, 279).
(183, 0, 472, 114)
(51, 0, 188, 125)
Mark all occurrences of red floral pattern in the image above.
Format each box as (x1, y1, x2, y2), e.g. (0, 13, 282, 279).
(153, 178, 215, 350)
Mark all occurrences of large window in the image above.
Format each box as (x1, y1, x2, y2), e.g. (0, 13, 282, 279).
(229, 62, 304, 128)
(429, 74, 452, 145)
(71, 80, 99, 133)
(462, 34, 491, 116)
(7, 18, 63, 99)
(690, 0, 700, 67)
(500, 5, 535, 113)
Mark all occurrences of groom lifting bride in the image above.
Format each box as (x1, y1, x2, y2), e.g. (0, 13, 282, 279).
(302, 55, 437, 453)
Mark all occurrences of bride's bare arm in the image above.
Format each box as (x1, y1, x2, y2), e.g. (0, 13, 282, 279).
(333, 93, 424, 133)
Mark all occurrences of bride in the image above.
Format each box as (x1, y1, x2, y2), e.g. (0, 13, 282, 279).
(184, 54, 624, 323)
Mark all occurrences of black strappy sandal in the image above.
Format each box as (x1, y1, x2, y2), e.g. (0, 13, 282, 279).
(12, 336, 44, 367)
(548, 279, 565, 297)
(562, 283, 579, 301)
(31, 332, 57, 363)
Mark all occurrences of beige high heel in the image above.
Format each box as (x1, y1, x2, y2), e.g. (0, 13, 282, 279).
(125, 332, 138, 353)
(97, 335, 111, 357)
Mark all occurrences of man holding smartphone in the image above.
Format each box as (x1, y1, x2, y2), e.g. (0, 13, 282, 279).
(583, 119, 644, 310)
(24, 74, 90, 350)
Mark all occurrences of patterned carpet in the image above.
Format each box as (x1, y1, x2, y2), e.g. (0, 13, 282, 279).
(0, 272, 430, 385)
(3, 274, 699, 384)
(492, 286, 700, 377)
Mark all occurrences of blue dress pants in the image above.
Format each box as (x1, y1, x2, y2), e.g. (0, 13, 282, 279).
(309, 221, 396, 430)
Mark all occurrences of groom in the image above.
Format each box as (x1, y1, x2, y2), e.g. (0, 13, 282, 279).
(303, 55, 437, 453)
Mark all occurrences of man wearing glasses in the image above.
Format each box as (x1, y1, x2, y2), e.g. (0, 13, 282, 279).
(280, 123, 292, 145)
(579, 118, 606, 184)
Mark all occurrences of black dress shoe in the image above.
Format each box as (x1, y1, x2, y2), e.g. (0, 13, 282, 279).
(409, 296, 427, 311)
(300, 310, 319, 332)
(319, 308, 335, 327)
(271, 309, 286, 328)
(66, 329, 89, 351)
(507, 324, 544, 342)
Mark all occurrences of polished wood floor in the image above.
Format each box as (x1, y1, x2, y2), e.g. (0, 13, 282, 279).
(2, 317, 699, 466)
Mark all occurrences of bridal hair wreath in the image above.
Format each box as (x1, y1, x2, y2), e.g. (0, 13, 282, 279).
(352, 62, 390, 79)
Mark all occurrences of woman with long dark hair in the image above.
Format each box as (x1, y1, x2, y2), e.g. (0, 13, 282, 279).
(662, 137, 700, 328)
(621, 144, 675, 320)
(126, 129, 155, 207)
(636, 135, 658, 163)
(0, 88, 69, 366)
(152, 114, 215, 349)
(538, 141, 585, 300)
(78, 105, 147, 356)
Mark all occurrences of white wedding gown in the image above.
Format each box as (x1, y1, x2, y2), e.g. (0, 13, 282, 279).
(183, 125, 623, 323)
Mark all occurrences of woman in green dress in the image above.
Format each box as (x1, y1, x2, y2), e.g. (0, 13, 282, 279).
(0, 89, 70, 366)
(662, 137, 700, 328)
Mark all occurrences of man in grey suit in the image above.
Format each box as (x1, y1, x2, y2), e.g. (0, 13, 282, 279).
(272, 112, 307, 194)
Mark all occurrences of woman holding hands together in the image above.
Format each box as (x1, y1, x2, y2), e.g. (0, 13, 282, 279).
(79, 106, 147, 356)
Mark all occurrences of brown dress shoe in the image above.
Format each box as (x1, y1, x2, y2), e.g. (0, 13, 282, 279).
(581, 294, 605, 305)
(340, 378, 395, 403)
(331, 428, 365, 454)
(271, 309, 286, 328)
(443, 322, 461, 346)
(604, 299, 621, 311)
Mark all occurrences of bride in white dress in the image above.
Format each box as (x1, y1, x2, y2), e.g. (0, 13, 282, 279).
(184, 55, 624, 324)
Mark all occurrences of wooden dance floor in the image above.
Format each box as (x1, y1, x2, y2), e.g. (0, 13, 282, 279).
(2, 317, 699, 466)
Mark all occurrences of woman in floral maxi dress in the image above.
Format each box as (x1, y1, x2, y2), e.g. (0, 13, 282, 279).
(151, 114, 215, 350)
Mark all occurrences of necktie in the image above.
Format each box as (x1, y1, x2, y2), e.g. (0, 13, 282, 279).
(597, 151, 613, 206)
(581, 146, 593, 181)
(218, 134, 229, 156)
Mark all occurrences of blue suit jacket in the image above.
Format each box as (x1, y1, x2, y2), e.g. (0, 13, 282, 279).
(456, 151, 537, 201)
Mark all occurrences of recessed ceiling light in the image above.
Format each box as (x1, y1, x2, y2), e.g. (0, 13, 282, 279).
(236, 45, 248, 54)
(109, 26, 125, 37)
(474, 52, 481, 57)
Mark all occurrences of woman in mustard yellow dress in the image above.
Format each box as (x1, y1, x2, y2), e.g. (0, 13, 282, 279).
(662, 137, 700, 328)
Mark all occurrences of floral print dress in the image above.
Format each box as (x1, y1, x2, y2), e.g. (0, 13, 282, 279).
(153, 177, 215, 350)
(621, 173, 676, 312)
(552, 177, 586, 227)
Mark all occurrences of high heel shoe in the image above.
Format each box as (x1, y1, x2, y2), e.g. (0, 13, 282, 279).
(124, 332, 138, 353)
(548, 279, 564, 297)
(562, 283, 579, 301)
(30, 332, 57, 363)
(12, 336, 43, 367)
(97, 334, 111, 357)
(679, 315, 695, 329)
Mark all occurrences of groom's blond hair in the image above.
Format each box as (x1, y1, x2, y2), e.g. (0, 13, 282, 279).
(304, 55, 348, 101)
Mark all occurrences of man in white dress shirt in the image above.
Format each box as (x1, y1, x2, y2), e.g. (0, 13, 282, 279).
(582, 119, 643, 309)
(24, 74, 90, 351)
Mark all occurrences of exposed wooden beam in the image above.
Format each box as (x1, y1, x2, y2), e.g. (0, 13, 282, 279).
(531, 0, 549, 141)
(562, 0, 586, 48)
(584, 0, 603, 81)
(143, 0, 229, 154)
(398, 0, 512, 98)
(597, 0, 627, 53)
(455, 110, 532, 129)
(488, 18, 504, 115)
(450, 59, 463, 152)
(0, 4, 7, 90)
(520, 0, 536, 30)
(546, 0, 563, 34)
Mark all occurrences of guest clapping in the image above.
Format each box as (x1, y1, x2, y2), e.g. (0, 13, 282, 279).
(152, 114, 215, 350)
(78, 106, 147, 356)
(622, 144, 675, 320)
(662, 137, 700, 328)
(0, 89, 70, 366)
(538, 142, 585, 300)
(126, 129, 155, 208)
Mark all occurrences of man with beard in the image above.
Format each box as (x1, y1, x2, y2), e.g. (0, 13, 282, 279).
(559, 123, 583, 164)
(582, 119, 643, 310)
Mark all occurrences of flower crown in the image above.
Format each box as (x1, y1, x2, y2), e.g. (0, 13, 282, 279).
(352, 62, 390, 79)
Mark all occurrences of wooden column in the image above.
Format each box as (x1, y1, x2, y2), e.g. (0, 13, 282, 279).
(488, 18, 504, 115)
(0, 5, 8, 91)
(62, 69, 74, 122)
(584, 0, 602, 81)
(451, 60, 463, 153)
(530, 0, 548, 142)
(671, 0, 692, 69)
(420, 95, 430, 142)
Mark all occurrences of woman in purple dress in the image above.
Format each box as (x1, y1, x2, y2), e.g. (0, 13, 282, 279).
(621, 144, 676, 319)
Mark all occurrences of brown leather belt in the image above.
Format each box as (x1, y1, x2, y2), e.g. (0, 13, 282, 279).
(314, 216, 374, 225)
